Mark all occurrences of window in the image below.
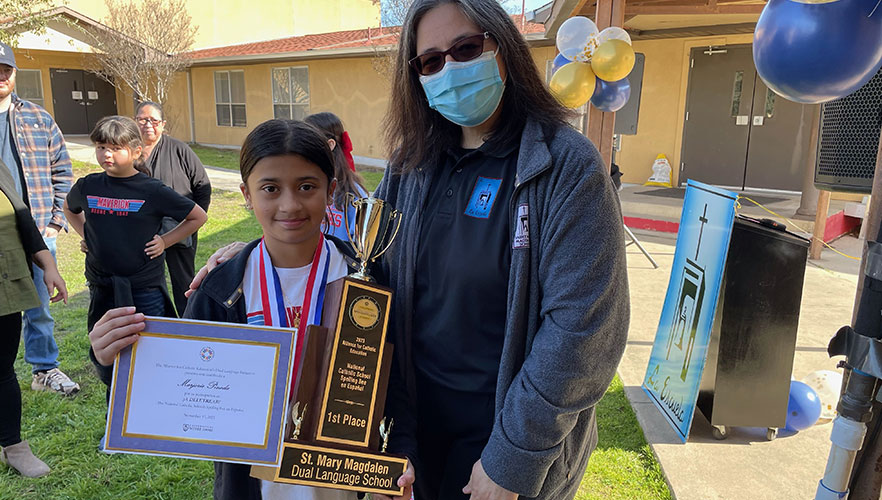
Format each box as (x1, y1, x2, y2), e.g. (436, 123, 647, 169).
(214, 70, 246, 127)
(16, 69, 44, 108)
(730, 70, 744, 117)
(272, 67, 309, 120)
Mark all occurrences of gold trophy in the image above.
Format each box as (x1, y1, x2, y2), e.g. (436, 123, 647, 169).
(252, 194, 407, 496)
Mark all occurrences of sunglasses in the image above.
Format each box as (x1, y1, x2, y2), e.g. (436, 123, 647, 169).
(409, 32, 492, 76)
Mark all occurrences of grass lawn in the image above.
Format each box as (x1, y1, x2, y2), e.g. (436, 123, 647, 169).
(190, 143, 384, 192)
(1, 160, 670, 499)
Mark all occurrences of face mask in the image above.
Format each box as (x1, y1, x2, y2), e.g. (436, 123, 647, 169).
(419, 51, 505, 128)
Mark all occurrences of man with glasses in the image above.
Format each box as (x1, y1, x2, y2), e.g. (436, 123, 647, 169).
(134, 101, 211, 315)
(0, 42, 79, 395)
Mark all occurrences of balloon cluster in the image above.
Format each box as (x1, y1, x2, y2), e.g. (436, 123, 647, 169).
(550, 17, 635, 112)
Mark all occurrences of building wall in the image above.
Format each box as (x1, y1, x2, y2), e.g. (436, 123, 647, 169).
(615, 34, 756, 187)
(12, 48, 131, 124)
(66, 0, 381, 50)
(187, 56, 393, 156)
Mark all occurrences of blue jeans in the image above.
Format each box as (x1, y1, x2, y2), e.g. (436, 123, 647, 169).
(22, 235, 58, 374)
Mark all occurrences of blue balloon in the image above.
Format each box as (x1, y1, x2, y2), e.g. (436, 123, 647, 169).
(551, 53, 570, 76)
(590, 77, 631, 112)
(753, 0, 882, 104)
(785, 380, 822, 432)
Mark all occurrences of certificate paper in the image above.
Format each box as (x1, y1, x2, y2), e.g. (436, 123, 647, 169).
(105, 317, 295, 465)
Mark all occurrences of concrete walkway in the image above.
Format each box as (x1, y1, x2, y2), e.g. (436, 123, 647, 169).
(622, 226, 860, 500)
(64, 135, 244, 191)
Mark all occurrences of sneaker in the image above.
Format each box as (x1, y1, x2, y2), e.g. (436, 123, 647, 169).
(31, 368, 80, 395)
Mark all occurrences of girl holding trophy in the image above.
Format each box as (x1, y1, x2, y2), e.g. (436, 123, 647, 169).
(88, 120, 398, 499)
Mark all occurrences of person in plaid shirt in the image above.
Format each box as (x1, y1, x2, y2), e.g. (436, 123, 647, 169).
(0, 42, 79, 395)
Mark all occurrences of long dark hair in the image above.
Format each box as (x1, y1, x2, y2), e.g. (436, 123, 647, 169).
(90, 115, 149, 175)
(305, 112, 367, 210)
(239, 119, 335, 187)
(384, 0, 571, 172)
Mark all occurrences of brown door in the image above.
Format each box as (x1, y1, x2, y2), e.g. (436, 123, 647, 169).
(49, 68, 118, 135)
(743, 79, 817, 191)
(82, 72, 118, 132)
(680, 45, 756, 189)
(680, 45, 811, 191)
(49, 68, 89, 135)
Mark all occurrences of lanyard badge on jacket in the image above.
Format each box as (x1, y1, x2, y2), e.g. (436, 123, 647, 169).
(420, 51, 505, 127)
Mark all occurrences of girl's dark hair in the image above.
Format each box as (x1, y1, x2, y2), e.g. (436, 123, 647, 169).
(384, 0, 572, 172)
(305, 112, 367, 210)
(135, 101, 164, 120)
(239, 119, 335, 186)
(90, 115, 149, 175)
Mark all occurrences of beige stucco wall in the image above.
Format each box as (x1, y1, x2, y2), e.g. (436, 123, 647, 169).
(187, 56, 393, 156)
(66, 0, 381, 50)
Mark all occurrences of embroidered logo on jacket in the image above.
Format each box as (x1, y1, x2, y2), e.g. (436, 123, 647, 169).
(464, 176, 502, 219)
(513, 203, 530, 249)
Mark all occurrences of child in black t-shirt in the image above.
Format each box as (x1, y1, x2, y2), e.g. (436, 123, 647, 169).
(63, 116, 207, 390)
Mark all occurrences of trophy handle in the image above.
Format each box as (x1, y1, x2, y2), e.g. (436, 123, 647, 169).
(369, 210, 402, 262)
(343, 192, 359, 254)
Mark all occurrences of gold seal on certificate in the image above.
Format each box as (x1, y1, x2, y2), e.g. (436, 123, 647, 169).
(251, 194, 408, 496)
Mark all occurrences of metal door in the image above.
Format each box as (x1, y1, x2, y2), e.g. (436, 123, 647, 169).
(82, 72, 118, 131)
(680, 46, 756, 189)
(49, 68, 89, 135)
(743, 79, 817, 191)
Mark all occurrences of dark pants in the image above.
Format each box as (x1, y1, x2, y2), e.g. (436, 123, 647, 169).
(166, 235, 197, 316)
(0, 313, 23, 447)
(88, 286, 167, 400)
(414, 373, 496, 500)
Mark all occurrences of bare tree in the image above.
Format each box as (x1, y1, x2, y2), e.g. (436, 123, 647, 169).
(0, 0, 60, 46)
(85, 0, 197, 105)
(369, 0, 522, 80)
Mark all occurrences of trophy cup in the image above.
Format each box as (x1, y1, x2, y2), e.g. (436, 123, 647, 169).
(251, 194, 407, 496)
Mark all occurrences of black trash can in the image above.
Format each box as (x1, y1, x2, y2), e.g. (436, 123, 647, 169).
(696, 215, 810, 441)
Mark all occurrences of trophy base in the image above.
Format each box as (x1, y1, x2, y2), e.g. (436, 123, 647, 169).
(251, 441, 408, 496)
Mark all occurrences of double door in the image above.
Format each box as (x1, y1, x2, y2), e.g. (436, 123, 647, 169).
(49, 68, 118, 135)
(680, 45, 817, 192)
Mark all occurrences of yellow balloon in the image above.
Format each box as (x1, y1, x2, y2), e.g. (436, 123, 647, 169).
(549, 62, 596, 108)
(591, 39, 635, 82)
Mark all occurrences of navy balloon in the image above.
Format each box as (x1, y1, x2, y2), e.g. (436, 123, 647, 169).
(551, 53, 570, 76)
(753, 0, 882, 104)
(590, 77, 631, 112)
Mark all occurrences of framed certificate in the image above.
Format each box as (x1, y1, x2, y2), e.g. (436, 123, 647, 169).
(104, 317, 295, 465)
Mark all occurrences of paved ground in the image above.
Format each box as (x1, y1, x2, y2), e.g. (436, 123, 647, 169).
(622, 226, 860, 500)
(68, 134, 863, 499)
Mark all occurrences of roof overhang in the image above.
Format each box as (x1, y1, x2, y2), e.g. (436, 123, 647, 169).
(544, 0, 764, 40)
(188, 32, 554, 67)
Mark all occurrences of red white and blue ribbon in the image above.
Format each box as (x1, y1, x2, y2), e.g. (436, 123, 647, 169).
(254, 235, 331, 391)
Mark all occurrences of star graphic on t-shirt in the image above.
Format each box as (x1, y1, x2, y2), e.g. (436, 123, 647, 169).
(109, 210, 114, 214)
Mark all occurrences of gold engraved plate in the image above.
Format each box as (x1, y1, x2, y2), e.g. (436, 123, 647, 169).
(350, 296, 381, 330)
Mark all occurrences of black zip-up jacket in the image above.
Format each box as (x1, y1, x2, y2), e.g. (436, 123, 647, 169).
(183, 236, 358, 500)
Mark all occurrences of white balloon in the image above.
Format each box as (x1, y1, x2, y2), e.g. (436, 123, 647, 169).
(596, 26, 632, 46)
(556, 16, 599, 62)
(800, 370, 843, 421)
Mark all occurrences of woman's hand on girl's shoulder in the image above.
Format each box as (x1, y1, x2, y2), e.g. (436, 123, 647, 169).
(185, 241, 248, 297)
(89, 307, 145, 366)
